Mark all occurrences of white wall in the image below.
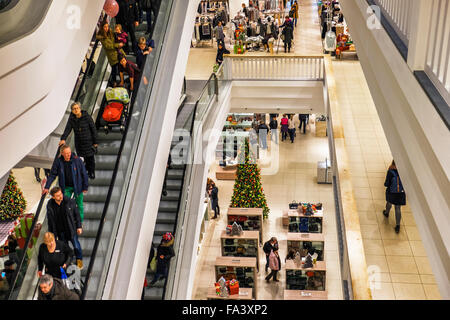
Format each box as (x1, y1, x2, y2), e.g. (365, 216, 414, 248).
(0, 0, 105, 177)
(230, 0, 249, 18)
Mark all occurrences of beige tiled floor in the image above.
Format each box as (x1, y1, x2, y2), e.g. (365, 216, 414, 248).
(331, 60, 441, 300)
(191, 122, 343, 300)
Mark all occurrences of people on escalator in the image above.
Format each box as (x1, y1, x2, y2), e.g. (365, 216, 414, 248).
(140, 0, 153, 35)
(117, 0, 140, 54)
(37, 232, 73, 279)
(96, 22, 126, 87)
(148, 232, 175, 286)
(136, 37, 152, 70)
(34, 168, 50, 184)
(5, 234, 19, 265)
(47, 187, 83, 269)
(161, 153, 172, 197)
(119, 55, 142, 92)
(43, 145, 89, 224)
(114, 24, 130, 55)
(208, 182, 220, 219)
(1, 260, 16, 288)
(45, 187, 84, 270)
(38, 274, 79, 300)
(59, 102, 98, 180)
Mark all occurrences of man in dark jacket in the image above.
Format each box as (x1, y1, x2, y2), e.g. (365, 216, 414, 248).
(208, 182, 220, 219)
(2, 260, 16, 287)
(44, 145, 89, 223)
(38, 274, 79, 300)
(263, 237, 278, 272)
(60, 102, 98, 179)
(46, 187, 83, 269)
(281, 17, 294, 53)
(258, 121, 269, 150)
(298, 114, 309, 134)
(149, 233, 175, 286)
(216, 41, 230, 65)
(269, 116, 278, 144)
(117, 0, 140, 53)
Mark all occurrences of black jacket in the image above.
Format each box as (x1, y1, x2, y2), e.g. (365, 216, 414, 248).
(269, 119, 278, 130)
(38, 278, 79, 300)
(61, 111, 97, 158)
(156, 241, 175, 273)
(263, 241, 278, 255)
(47, 196, 82, 240)
(210, 186, 218, 201)
(258, 123, 269, 134)
(216, 46, 230, 64)
(384, 169, 406, 206)
(38, 241, 73, 279)
(282, 24, 294, 43)
(118, 0, 140, 25)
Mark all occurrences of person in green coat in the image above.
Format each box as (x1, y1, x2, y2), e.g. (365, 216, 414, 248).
(96, 22, 126, 86)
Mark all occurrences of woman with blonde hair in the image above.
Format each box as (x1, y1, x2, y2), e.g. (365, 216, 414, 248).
(37, 232, 73, 279)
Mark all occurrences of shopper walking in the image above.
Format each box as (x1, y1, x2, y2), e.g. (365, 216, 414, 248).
(383, 160, 406, 233)
(45, 187, 84, 269)
(258, 121, 269, 150)
(214, 21, 226, 47)
(269, 116, 278, 144)
(208, 182, 220, 219)
(299, 113, 309, 134)
(96, 22, 125, 87)
(280, 114, 289, 142)
(37, 232, 73, 279)
(265, 248, 281, 282)
(59, 102, 98, 180)
(291, 0, 299, 28)
(216, 41, 230, 66)
(281, 17, 294, 53)
(43, 145, 89, 223)
(38, 274, 79, 300)
(288, 115, 296, 143)
(149, 232, 175, 285)
(263, 237, 278, 272)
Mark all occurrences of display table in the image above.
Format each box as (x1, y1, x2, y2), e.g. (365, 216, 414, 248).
(207, 287, 253, 300)
(221, 230, 260, 270)
(288, 208, 323, 233)
(216, 166, 237, 180)
(315, 120, 327, 137)
(284, 290, 328, 300)
(287, 233, 325, 261)
(285, 260, 326, 291)
(215, 256, 258, 299)
(227, 208, 263, 244)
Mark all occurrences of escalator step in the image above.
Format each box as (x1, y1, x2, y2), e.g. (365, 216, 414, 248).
(156, 211, 176, 224)
(96, 145, 121, 155)
(161, 190, 180, 201)
(78, 229, 98, 238)
(153, 224, 175, 236)
(95, 155, 118, 170)
(97, 132, 123, 141)
(83, 203, 105, 219)
(158, 201, 178, 213)
(167, 169, 184, 179)
(143, 287, 164, 300)
(83, 186, 110, 202)
(166, 180, 182, 190)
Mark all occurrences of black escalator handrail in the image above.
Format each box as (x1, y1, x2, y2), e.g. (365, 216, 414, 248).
(5, 149, 60, 300)
(80, 96, 134, 300)
(160, 73, 218, 299)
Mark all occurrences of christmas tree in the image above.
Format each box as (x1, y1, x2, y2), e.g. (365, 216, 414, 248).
(0, 173, 27, 221)
(230, 139, 270, 219)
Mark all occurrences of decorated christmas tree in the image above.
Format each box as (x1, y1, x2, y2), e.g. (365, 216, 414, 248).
(0, 173, 27, 221)
(230, 139, 270, 219)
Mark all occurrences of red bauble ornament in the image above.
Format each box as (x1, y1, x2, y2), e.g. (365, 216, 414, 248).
(104, 0, 119, 17)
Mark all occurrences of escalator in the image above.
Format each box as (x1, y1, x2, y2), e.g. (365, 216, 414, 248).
(2, 0, 174, 300)
(143, 98, 196, 300)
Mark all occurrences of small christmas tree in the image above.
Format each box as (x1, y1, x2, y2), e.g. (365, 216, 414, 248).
(230, 139, 270, 219)
(0, 173, 27, 221)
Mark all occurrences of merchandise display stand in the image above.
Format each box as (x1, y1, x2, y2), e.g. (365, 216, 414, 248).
(315, 119, 327, 137)
(287, 233, 325, 261)
(221, 230, 260, 270)
(227, 208, 263, 244)
(285, 260, 327, 293)
(288, 208, 324, 233)
(207, 286, 253, 300)
(216, 165, 237, 180)
(215, 256, 258, 299)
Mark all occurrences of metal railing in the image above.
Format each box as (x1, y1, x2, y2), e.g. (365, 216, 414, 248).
(223, 55, 325, 80)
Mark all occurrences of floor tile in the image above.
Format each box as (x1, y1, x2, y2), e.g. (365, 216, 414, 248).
(390, 273, 421, 284)
(365, 255, 389, 273)
(382, 240, 412, 256)
(420, 274, 436, 285)
(405, 225, 422, 241)
(392, 283, 426, 300)
(386, 256, 419, 274)
(370, 281, 395, 300)
(414, 257, 434, 275)
(423, 284, 442, 300)
(363, 240, 385, 255)
(409, 241, 427, 257)
(360, 224, 381, 240)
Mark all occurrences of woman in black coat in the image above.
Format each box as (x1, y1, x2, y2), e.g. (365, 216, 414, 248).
(149, 233, 175, 285)
(60, 102, 98, 179)
(383, 160, 406, 233)
(37, 232, 73, 279)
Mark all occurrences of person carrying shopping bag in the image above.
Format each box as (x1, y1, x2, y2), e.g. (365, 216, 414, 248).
(265, 248, 281, 282)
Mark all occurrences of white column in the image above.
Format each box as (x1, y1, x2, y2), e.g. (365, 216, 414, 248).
(407, 0, 433, 71)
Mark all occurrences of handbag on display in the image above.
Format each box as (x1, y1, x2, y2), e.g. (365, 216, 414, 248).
(236, 246, 246, 255)
(224, 246, 236, 253)
(237, 239, 246, 246)
(225, 239, 235, 245)
(246, 239, 256, 246)
(305, 204, 314, 216)
(316, 203, 323, 210)
(236, 268, 244, 276)
(246, 247, 257, 256)
(289, 200, 299, 209)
